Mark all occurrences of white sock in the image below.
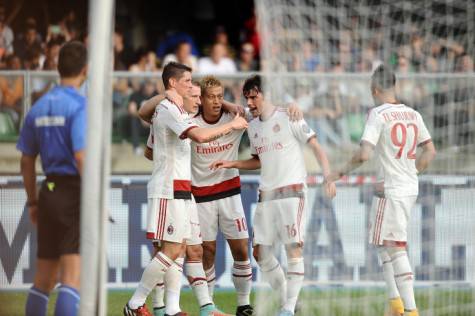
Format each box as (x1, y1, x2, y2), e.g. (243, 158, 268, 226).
(378, 248, 400, 299)
(391, 250, 416, 311)
(128, 252, 173, 309)
(165, 257, 184, 315)
(258, 255, 287, 307)
(232, 260, 252, 306)
(186, 261, 213, 307)
(152, 282, 165, 309)
(205, 265, 216, 299)
(283, 257, 304, 313)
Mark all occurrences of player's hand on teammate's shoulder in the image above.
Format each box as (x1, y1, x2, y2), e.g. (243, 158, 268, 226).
(209, 160, 234, 170)
(231, 112, 248, 130)
(223, 101, 246, 117)
(165, 89, 183, 107)
(286, 102, 304, 121)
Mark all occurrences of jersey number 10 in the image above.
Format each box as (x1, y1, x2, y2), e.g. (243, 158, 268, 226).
(391, 123, 418, 159)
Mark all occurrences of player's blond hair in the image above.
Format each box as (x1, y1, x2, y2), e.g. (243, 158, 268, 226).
(200, 75, 223, 96)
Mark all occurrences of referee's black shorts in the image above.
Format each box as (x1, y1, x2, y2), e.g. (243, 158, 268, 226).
(37, 174, 81, 259)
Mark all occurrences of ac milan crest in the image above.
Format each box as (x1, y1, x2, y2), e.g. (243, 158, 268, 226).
(254, 133, 258, 138)
(167, 224, 174, 235)
(273, 123, 280, 133)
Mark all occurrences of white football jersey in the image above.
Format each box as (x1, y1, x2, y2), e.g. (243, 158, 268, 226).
(361, 103, 431, 197)
(191, 112, 244, 202)
(147, 99, 198, 199)
(248, 108, 316, 191)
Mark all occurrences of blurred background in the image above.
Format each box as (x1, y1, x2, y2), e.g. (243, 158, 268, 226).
(0, 0, 473, 175)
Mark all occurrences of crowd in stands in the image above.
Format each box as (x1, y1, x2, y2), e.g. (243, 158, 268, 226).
(0, 4, 473, 151)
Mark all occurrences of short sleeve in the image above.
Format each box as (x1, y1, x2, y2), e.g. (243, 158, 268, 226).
(71, 105, 86, 152)
(146, 127, 153, 149)
(289, 118, 316, 144)
(159, 103, 198, 139)
(361, 109, 383, 146)
(16, 113, 38, 156)
(417, 112, 432, 146)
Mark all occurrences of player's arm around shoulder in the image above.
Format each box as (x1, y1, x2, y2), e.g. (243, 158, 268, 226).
(186, 112, 248, 143)
(209, 155, 261, 171)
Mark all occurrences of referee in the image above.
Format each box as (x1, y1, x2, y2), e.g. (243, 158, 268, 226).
(17, 41, 87, 316)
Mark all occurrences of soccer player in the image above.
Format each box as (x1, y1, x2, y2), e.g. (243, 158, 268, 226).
(146, 82, 227, 316)
(211, 74, 336, 316)
(17, 41, 87, 316)
(191, 76, 253, 316)
(124, 62, 247, 316)
(326, 65, 436, 316)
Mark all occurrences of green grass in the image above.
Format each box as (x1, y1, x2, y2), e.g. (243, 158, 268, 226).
(0, 288, 473, 316)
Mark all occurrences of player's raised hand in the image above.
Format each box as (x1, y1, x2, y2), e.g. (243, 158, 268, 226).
(165, 89, 183, 107)
(287, 103, 304, 121)
(231, 112, 248, 130)
(209, 160, 235, 170)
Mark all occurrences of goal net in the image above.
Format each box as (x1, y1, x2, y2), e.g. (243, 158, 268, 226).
(254, 0, 475, 314)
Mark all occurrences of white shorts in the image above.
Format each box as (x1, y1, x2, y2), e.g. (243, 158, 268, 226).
(368, 195, 417, 246)
(253, 195, 306, 246)
(187, 200, 202, 246)
(196, 194, 249, 241)
(146, 198, 191, 244)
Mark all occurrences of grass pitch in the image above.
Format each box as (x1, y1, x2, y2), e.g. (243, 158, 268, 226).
(0, 288, 473, 315)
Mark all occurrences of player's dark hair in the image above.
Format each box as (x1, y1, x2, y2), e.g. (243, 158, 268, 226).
(58, 41, 87, 78)
(162, 61, 192, 89)
(371, 64, 396, 91)
(243, 74, 262, 95)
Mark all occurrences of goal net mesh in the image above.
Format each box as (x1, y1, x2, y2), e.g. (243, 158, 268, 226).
(254, 0, 475, 314)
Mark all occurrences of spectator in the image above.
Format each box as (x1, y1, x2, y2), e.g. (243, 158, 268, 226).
(203, 26, 236, 59)
(301, 40, 324, 72)
(458, 54, 474, 73)
(0, 13, 14, 58)
(236, 42, 258, 71)
(129, 48, 158, 72)
(162, 41, 198, 71)
(41, 38, 64, 70)
(0, 54, 23, 127)
(156, 31, 199, 60)
(127, 80, 156, 154)
(198, 42, 237, 75)
(307, 80, 350, 147)
(14, 23, 42, 63)
(113, 29, 134, 70)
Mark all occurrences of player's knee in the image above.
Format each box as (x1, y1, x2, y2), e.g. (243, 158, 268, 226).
(285, 242, 303, 258)
(231, 245, 249, 261)
(252, 246, 260, 262)
(202, 242, 216, 266)
(186, 245, 203, 261)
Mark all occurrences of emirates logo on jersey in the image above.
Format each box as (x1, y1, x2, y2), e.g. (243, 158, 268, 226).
(273, 123, 280, 133)
(196, 143, 233, 154)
